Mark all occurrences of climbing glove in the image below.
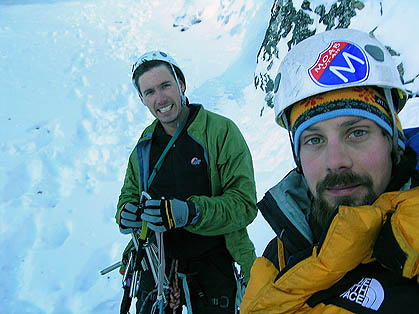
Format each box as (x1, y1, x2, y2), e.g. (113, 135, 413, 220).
(141, 198, 199, 232)
(119, 202, 142, 234)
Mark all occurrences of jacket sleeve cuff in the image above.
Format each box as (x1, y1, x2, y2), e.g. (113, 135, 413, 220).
(186, 201, 199, 225)
(373, 213, 407, 275)
(374, 210, 419, 279)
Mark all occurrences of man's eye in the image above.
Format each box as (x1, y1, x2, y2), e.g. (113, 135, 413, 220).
(162, 83, 171, 89)
(304, 137, 322, 145)
(349, 129, 367, 138)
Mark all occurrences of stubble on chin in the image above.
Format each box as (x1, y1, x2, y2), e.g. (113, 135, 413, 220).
(311, 171, 378, 231)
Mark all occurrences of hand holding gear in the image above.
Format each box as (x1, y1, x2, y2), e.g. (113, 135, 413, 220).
(141, 198, 198, 232)
(119, 202, 142, 234)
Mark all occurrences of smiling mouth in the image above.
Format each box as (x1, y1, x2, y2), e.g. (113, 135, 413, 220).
(157, 104, 173, 113)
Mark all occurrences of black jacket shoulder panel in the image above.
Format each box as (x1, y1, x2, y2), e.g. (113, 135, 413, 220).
(258, 192, 312, 261)
(262, 237, 281, 271)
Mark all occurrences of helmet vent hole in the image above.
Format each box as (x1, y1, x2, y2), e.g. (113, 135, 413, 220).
(365, 44, 385, 62)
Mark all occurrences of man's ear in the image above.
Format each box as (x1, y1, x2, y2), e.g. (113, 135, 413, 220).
(139, 94, 146, 106)
(383, 131, 394, 150)
(397, 147, 404, 157)
(180, 80, 186, 94)
(384, 131, 403, 164)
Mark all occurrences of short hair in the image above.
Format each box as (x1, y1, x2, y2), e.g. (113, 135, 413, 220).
(132, 60, 185, 95)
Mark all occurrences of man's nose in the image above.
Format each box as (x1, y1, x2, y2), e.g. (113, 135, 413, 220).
(326, 139, 353, 171)
(155, 89, 166, 104)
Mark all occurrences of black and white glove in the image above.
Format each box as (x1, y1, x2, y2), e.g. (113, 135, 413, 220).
(141, 199, 199, 232)
(119, 202, 142, 234)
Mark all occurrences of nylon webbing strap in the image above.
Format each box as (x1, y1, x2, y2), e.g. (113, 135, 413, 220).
(147, 109, 190, 189)
(140, 109, 190, 242)
(139, 220, 148, 240)
(178, 273, 193, 314)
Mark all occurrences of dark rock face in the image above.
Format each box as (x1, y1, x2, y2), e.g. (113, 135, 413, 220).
(255, 0, 367, 110)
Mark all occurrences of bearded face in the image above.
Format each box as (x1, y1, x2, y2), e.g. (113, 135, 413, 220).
(299, 116, 393, 230)
(311, 171, 378, 229)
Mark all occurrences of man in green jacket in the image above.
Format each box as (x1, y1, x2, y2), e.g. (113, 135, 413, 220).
(116, 51, 257, 313)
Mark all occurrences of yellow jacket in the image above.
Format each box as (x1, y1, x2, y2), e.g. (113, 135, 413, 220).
(242, 169, 419, 313)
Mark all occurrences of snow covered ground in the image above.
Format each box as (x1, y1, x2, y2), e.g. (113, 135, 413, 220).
(0, 0, 418, 313)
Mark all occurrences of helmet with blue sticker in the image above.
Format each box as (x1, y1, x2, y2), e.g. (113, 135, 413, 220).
(273, 28, 407, 129)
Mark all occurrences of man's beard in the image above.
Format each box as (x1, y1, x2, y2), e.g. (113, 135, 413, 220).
(312, 171, 378, 230)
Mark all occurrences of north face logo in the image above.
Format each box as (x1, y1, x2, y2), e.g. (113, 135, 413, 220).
(340, 277, 384, 311)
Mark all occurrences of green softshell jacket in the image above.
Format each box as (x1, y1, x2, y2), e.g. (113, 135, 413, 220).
(116, 104, 257, 282)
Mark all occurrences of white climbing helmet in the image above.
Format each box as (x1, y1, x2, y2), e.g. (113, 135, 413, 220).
(273, 28, 407, 129)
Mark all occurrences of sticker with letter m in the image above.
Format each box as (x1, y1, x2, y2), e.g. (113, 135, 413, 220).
(308, 41, 370, 87)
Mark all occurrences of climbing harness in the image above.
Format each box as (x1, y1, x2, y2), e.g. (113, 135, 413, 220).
(101, 106, 190, 314)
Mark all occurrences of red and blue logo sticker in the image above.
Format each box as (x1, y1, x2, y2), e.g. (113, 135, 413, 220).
(190, 157, 201, 166)
(308, 41, 370, 87)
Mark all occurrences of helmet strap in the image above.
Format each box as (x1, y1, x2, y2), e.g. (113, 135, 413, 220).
(169, 63, 186, 107)
(288, 129, 303, 173)
(283, 111, 303, 172)
(384, 88, 401, 164)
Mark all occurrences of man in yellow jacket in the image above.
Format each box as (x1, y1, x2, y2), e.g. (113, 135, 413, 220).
(242, 28, 419, 313)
